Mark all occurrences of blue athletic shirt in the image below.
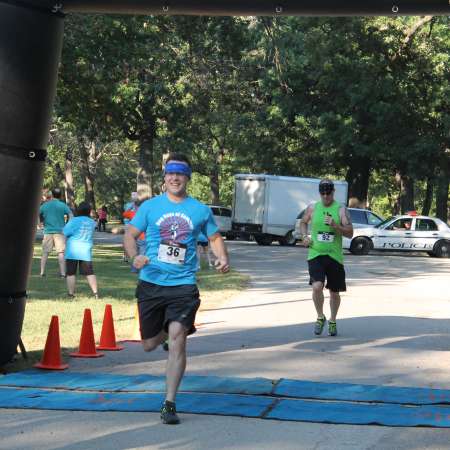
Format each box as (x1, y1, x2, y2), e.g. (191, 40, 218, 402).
(63, 216, 97, 261)
(130, 194, 219, 286)
(40, 199, 72, 234)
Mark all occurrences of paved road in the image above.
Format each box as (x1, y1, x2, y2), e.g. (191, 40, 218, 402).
(2, 241, 450, 449)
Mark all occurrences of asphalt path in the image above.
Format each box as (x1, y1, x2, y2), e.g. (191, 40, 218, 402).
(2, 240, 450, 449)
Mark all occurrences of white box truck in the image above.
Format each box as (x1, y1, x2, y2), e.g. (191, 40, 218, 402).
(232, 174, 348, 246)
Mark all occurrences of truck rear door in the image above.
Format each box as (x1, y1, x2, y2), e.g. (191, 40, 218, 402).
(233, 177, 265, 225)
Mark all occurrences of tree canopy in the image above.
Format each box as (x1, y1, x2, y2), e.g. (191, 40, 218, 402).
(46, 15, 449, 221)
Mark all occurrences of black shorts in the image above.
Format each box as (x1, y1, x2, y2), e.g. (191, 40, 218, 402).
(308, 255, 346, 292)
(66, 259, 94, 276)
(136, 281, 201, 340)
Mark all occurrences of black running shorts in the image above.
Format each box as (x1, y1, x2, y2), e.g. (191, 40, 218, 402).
(136, 281, 201, 340)
(66, 259, 94, 276)
(308, 255, 346, 292)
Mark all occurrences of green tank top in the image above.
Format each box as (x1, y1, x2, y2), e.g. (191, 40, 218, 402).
(308, 200, 343, 264)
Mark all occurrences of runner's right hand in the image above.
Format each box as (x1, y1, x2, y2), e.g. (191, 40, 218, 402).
(302, 236, 312, 247)
(132, 255, 149, 269)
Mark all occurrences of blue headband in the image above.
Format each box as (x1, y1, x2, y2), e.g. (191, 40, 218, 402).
(164, 162, 192, 178)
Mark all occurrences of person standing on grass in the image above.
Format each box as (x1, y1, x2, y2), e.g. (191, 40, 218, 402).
(63, 202, 99, 299)
(122, 192, 139, 262)
(39, 188, 72, 278)
(123, 152, 229, 425)
(123, 197, 149, 274)
(299, 179, 353, 337)
(97, 205, 108, 232)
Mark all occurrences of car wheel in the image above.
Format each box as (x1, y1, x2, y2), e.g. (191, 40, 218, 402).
(433, 240, 450, 258)
(225, 232, 235, 241)
(349, 237, 372, 255)
(279, 231, 297, 246)
(255, 235, 273, 246)
(427, 251, 437, 258)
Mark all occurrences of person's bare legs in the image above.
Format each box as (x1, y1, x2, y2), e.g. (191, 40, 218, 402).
(165, 321, 188, 402)
(66, 275, 76, 295)
(86, 274, 98, 295)
(57, 252, 66, 277)
(40, 253, 49, 276)
(329, 291, 341, 322)
(312, 281, 325, 318)
(140, 321, 189, 400)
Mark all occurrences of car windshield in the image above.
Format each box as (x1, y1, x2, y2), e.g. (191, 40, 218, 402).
(375, 217, 396, 228)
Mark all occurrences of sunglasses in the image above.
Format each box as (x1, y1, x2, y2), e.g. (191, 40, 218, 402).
(319, 189, 334, 195)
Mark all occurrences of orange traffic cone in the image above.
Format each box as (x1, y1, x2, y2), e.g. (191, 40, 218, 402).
(34, 316, 68, 370)
(70, 309, 104, 358)
(97, 304, 123, 351)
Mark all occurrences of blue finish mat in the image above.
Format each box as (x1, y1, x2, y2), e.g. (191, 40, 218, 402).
(0, 370, 273, 395)
(1, 387, 450, 427)
(2, 370, 450, 406)
(267, 398, 450, 428)
(2, 371, 450, 427)
(274, 379, 450, 406)
(0, 388, 273, 417)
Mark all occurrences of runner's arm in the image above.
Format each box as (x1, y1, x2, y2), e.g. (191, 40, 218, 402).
(299, 205, 313, 245)
(208, 232, 229, 273)
(124, 224, 149, 268)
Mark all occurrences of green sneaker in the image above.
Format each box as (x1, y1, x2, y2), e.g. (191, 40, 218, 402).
(328, 321, 337, 336)
(314, 316, 326, 335)
(160, 400, 180, 425)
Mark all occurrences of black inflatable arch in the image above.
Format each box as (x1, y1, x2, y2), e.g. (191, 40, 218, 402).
(0, 0, 448, 365)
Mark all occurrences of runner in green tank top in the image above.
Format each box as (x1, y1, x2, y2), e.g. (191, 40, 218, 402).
(299, 179, 353, 336)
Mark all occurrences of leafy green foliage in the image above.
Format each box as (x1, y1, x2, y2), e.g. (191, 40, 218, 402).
(51, 16, 448, 220)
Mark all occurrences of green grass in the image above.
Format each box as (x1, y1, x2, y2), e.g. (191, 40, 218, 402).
(5, 244, 248, 372)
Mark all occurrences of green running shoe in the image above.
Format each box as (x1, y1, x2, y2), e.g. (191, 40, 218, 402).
(328, 321, 337, 336)
(160, 400, 180, 425)
(314, 316, 326, 335)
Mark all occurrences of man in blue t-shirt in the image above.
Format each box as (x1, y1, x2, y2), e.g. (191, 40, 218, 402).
(124, 152, 229, 425)
(39, 188, 72, 277)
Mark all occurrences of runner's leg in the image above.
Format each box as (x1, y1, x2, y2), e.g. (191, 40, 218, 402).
(312, 281, 325, 318)
(329, 291, 341, 322)
(165, 321, 188, 402)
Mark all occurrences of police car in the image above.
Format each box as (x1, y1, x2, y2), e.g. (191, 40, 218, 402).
(344, 212, 450, 258)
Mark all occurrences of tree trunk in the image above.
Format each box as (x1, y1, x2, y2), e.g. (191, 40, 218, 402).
(53, 162, 65, 190)
(78, 138, 96, 212)
(345, 156, 371, 208)
(399, 174, 415, 214)
(393, 171, 401, 215)
(137, 133, 154, 200)
(421, 177, 434, 216)
(435, 151, 450, 222)
(209, 167, 220, 205)
(64, 147, 75, 209)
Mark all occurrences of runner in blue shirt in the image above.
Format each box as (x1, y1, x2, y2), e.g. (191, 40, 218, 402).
(124, 152, 229, 425)
(63, 202, 98, 299)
